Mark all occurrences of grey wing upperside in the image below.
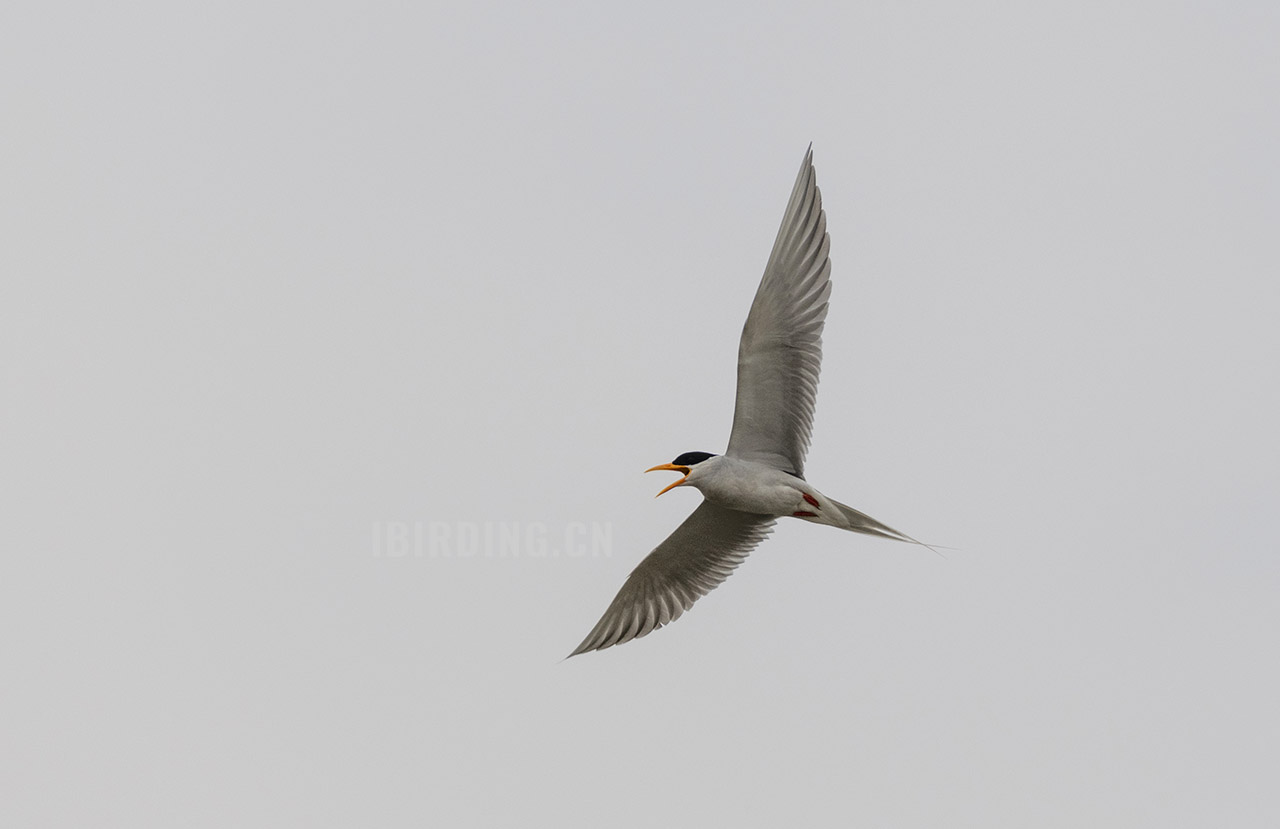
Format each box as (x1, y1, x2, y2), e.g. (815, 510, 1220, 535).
(569, 502, 776, 656)
(724, 147, 832, 477)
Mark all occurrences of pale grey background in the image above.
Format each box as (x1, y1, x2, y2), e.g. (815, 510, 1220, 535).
(3, 2, 1278, 826)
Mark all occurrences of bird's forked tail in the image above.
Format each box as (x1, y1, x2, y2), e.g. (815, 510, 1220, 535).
(829, 499, 941, 555)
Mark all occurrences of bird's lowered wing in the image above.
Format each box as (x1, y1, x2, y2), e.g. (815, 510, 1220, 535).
(569, 502, 776, 656)
(725, 147, 832, 478)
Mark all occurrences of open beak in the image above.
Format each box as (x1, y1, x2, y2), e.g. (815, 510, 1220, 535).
(645, 463, 691, 497)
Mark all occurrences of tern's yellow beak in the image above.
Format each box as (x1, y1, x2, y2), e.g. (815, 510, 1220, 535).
(645, 463, 691, 497)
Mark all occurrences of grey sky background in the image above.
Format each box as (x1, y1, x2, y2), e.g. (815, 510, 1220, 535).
(4, 2, 1278, 826)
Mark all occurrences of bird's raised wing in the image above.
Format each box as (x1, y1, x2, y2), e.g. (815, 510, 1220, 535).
(725, 147, 832, 477)
(569, 502, 775, 656)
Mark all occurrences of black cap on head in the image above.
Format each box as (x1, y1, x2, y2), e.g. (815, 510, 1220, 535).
(672, 451, 716, 466)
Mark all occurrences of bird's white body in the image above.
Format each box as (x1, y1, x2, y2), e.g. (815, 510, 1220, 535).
(677, 454, 914, 538)
(682, 456, 831, 523)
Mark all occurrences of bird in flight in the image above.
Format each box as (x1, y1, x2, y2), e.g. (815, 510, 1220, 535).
(570, 147, 927, 657)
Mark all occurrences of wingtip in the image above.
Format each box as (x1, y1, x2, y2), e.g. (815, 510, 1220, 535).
(566, 634, 609, 659)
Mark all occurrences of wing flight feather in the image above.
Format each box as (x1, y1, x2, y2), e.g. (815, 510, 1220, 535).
(725, 147, 832, 477)
(569, 502, 775, 656)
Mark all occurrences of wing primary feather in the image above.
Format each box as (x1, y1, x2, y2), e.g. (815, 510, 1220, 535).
(725, 148, 833, 477)
(568, 503, 777, 657)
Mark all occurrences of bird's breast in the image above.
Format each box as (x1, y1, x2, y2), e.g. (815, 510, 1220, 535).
(695, 460, 806, 517)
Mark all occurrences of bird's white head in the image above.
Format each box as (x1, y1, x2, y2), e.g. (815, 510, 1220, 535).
(645, 451, 719, 497)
